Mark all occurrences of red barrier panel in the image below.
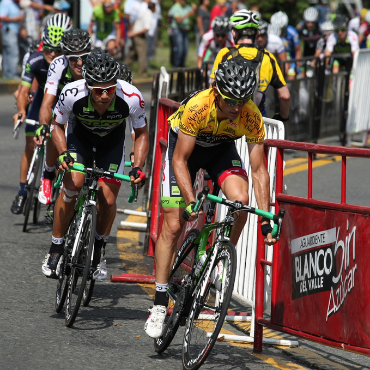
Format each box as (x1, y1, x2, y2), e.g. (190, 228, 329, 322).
(254, 139, 370, 356)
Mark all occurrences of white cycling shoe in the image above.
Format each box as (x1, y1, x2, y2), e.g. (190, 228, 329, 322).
(93, 259, 108, 281)
(144, 305, 167, 338)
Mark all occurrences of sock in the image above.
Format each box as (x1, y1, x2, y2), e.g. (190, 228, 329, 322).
(49, 236, 65, 254)
(93, 235, 105, 267)
(154, 282, 168, 306)
(43, 166, 55, 180)
(19, 182, 27, 197)
(102, 234, 109, 250)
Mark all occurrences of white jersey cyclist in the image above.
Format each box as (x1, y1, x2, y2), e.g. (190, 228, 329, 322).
(266, 33, 286, 55)
(325, 29, 359, 54)
(197, 29, 234, 63)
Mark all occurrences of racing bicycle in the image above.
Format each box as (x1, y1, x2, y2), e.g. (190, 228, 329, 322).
(154, 185, 285, 370)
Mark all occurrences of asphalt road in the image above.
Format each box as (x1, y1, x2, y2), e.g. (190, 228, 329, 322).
(0, 92, 369, 370)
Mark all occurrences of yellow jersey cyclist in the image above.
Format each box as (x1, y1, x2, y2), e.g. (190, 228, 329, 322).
(35, 29, 93, 206)
(210, 10, 290, 122)
(11, 22, 65, 215)
(41, 53, 149, 279)
(144, 56, 277, 338)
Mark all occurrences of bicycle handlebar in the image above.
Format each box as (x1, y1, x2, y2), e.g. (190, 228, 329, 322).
(54, 163, 137, 203)
(195, 186, 285, 240)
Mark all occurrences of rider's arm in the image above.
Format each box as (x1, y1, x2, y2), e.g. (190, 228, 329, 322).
(276, 86, 290, 119)
(133, 125, 149, 170)
(295, 43, 302, 60)
(39, 94, 56, 127)
(172, 130, 197, 205)
(50, 119, 68, 155)
(15, 84, 30, 122)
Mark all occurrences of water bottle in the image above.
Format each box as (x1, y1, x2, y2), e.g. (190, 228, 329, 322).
(194, 253, 207, 277)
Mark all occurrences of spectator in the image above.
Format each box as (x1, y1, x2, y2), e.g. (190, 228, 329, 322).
(147, 0, 162, 64)
(168, 0, 197, 67)
(209, 0, 227, 28)
(125, 0, 154, 76)
(196, 0, 210, 46)
(88, 0, 121, 56)
(225, 0, 238, 18)
(315, 0, 331, 25)
(0, 0, 24, 79)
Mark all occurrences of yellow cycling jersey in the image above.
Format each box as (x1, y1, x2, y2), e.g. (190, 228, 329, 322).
(168, 88, 265, 147)
(210, 44, 286, 92)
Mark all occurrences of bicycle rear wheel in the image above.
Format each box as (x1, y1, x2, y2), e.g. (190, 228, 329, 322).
(23, 152, 43, 232)
(65, 206, 97, 327)
(55, 213, 77, 313)
(182, 241, 236, 370)
(154, 229, 200, 354)
(33, 197, 41, 224)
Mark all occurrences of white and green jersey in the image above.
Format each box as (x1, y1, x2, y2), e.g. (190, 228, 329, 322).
(53, 79, 146, 139)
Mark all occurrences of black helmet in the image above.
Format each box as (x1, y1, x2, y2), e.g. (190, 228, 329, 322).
(61, 29, 92, 53)
(117, 62, 133, 84)
(212, 16, 230, 35)
(214, 56, 256, 100)
(333, 14, 349, 30)
(82, 52, 119, 84)
(258, 20, 269, 35)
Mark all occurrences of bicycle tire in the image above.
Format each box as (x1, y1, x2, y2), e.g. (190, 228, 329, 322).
(65, 205, 97, 327)
(55, 213, 77, 313)
(182, 241, 236, 370)
(23, 152, 43, 232)
(32, 197, 41, 224)
(154, 229, 200, 354)
(82, 261, 95, 307)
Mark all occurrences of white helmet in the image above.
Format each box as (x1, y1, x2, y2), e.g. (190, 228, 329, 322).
(268, 23, 281, 36)
(320, 20, 334, 33)
(303, 7, 319, 23)
(270, 11, 288, 28)
(47, 13, 73, 32)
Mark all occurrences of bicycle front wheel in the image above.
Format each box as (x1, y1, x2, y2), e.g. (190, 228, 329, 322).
(182, 241, 236, 370)
(23, 152, 43, 232)
(65, 206, 97, 327)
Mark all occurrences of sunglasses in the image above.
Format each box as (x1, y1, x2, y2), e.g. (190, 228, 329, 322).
(66, 52, 90, 62)
(217, 87, 250, 106)
(215, 33, 227, 38)
(87, 84, 117, 95)
(337, 28, 348, 32)
(43, 46, 62, 53)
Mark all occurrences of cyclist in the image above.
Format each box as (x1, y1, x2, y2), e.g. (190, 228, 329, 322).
(36, 29, 92, 206)
(312, 20, 334, 61)
(197, 16, 234, 70)
(210, 10, 290, 121)
(11, 24, 65, 215)
(144, 56, 277, 338)
(358, 11, 370, 48)
(325, 15, 359, 74)
(296, 7, 322, 57)
(270, 11, 301, 79)
(41, 52, 149, 280)
(88, 0, 121, 56)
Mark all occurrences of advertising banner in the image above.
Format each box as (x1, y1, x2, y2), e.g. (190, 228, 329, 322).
(275, 202, 370, 348)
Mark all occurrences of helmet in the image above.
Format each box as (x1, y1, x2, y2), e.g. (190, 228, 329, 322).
(214, 56, 256, 100)
(258, 20, 269, 35)
(117, 62, 133, 84)
(303, 7, 319, 23)
(268, 23, 281, 36)
(360, 8, 369, 21)
(102, 0, 115, 6)
(47, 13, 73, 31)
(332, 14, 349, 30)
(211, 16, 230, 35)
(320, 20, 334, 33)
(270, 11, 288, 28)
(82, 52, 119, 84)
(42, 26, 64, 48)
(251, 10, 261, 22)
(27, 38, 41, 55)
(229, 10, 259, 30)
(365, 11, 370, 23)
(61, 29, 92, 53)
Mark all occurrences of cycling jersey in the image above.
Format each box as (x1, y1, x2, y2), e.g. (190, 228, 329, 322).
(265, 34, 285, 55)
(315, 36, 326, 53)
(54, 78, 146, 137)
(281, 25, 300, 59)
(296, 22, 322, 57)
(92, 5, 120, 41)
(358, 22, 370, 48)
(325, 30, 359, 54)
(168, 88, 264, 147)
(21, 51, 49, 89)
(210, 44, 286, 115)
(197, 29, 234, 62)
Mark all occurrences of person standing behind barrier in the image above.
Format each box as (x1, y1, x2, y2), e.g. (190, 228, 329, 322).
(168, 0, 197, 68)
(325, 15, 359, 74)
(271, 11, 301, 80)
(197, 16, 234, 70)
(196, 0, 210, 47)
(315, 0, 331, 26)
(209, 0, 227, 29)
(210, 10, 290, 121)
(0, 0, 24, 80)
(144, 56, 277, 339)
(125, 0, 154, 77)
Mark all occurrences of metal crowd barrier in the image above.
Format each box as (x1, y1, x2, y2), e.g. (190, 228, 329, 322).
(253, 140, 370, 355)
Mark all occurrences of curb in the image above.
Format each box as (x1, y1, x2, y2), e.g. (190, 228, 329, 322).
(0, 78, 154, 95)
